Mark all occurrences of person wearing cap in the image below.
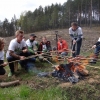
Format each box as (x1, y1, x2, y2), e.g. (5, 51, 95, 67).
(26, 34, 38, 55)
(57, 36, 68, 57)
(69, 22, 83, 57)
(6, 30, 32, 77)
(89, 37, 100, 63)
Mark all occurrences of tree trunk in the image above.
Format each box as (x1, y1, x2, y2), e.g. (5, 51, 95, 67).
(90, 0, 92, 28)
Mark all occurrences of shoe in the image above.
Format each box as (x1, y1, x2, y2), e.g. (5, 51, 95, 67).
(89, 59, 97, 64)
(8, 72, 13, 77)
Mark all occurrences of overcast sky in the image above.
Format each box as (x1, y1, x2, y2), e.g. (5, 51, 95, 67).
(0, 0, 67, 22)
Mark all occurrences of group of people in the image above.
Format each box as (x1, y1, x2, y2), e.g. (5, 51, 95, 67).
(0, 22, 99, 78)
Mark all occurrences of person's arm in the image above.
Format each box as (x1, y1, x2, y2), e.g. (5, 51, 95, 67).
(57, 42, 63, 53)
(47, 41, 52, 51)
(9, 41, 26, 59)
(9, 50, 20, 59)
(8, 41, 20, 59)
(35, 42, 39, 48)
(69, 28, 76, 41)
(76, 28, 83, 42)
(0, 60, 7, 67)
(94, 42, 100, 47)
(63, 41, 68, 51)
(37, 43, 42, 54)
(28, 47, 34, 54)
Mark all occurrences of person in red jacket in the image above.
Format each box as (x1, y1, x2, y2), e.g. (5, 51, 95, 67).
(57, 36, 68, 56)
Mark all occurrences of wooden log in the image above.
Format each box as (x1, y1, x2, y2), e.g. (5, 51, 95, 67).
(14, 62, 18, 72)
(0, 80, 20, 88)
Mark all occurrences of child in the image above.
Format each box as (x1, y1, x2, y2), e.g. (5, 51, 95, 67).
(0, 37, 7, 76)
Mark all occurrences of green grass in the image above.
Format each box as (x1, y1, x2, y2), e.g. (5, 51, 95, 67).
(0, 55, 100, 100)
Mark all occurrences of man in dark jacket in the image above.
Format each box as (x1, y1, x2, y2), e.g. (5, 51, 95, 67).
(90, 37, 100, 63)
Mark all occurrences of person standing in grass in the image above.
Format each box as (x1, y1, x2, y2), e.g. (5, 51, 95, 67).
(0, 37, 7, 76)
(6, 30, 32, 77)
(69, 22, 83, 57)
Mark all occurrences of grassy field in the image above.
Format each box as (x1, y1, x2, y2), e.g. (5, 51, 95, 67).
(0, 27, 100, 100)
(0, 56, 100, 100)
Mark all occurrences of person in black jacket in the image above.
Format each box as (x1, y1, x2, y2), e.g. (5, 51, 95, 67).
(38, 37, 52, 53)
(38, 37, 52, 61)
(90, 37, 100, 63)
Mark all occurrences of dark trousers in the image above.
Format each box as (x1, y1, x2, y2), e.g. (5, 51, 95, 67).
(0, 67, 5, 75)
(0, 60, 6, 75)
(7, 52, 30, 73)
(95, 46, 100, 55)
(71, 39, 82, 57)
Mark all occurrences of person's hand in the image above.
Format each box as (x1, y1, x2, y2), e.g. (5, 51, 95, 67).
(73, 40, 76, 44)
(34, 52, 38, 55)
(22, 49, 28, 53)
(3, 62, 8, 67)
(20, 56, 26, 60)
(63, 48, 67, 51)
(92, 45, 96, 49)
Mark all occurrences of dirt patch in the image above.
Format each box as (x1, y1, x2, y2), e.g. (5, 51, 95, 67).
(58, 82, 72, 88)
(88, 78, 99, 84)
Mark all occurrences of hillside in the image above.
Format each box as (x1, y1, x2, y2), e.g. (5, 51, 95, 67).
(4, 27, 100, 52)
(1, 27, 100, 100)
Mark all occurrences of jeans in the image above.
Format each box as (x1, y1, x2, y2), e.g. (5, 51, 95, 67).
(94, 46, 100, 56)
(61, 52, 68, 57)
(28, 52, 36, 62)
(0, 67, 5, 75)
(7, 52, 30, 73)
(71, 39, 82, 57)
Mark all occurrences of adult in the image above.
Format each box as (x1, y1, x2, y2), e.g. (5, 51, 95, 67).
(69, 22, 83, 57)
(90, 37, 100, 63)
(26, 34, 38, 55)
(6, 30, 31, 76)
(38, 37, 52, 53)
(38, 37, 52, 61)
(57, 36, 68, 57)
(26, 34, 39, 62)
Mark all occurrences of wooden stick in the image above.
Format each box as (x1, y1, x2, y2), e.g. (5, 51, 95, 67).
(0, 53, 42, 67)
(0, 80, 20, 88)
(86, 65, 100, 70)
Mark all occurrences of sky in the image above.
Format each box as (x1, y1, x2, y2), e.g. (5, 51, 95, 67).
(0, 0, 67, 22)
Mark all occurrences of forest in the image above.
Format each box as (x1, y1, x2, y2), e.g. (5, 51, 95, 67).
(0, 0, 100, 37)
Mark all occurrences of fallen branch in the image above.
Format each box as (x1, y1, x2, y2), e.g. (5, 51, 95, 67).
(0, 80, 20, 88)
(86, 65, 100, 70)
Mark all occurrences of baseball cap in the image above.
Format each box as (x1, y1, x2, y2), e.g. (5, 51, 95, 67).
(30, 34, 37, 37)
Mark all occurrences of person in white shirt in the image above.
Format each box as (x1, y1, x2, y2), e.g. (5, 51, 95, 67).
(6, 30, 30, 77)
(26, 34, 39, 62)
(26, 34, 38, 55)
(69, 22, 83, 57)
